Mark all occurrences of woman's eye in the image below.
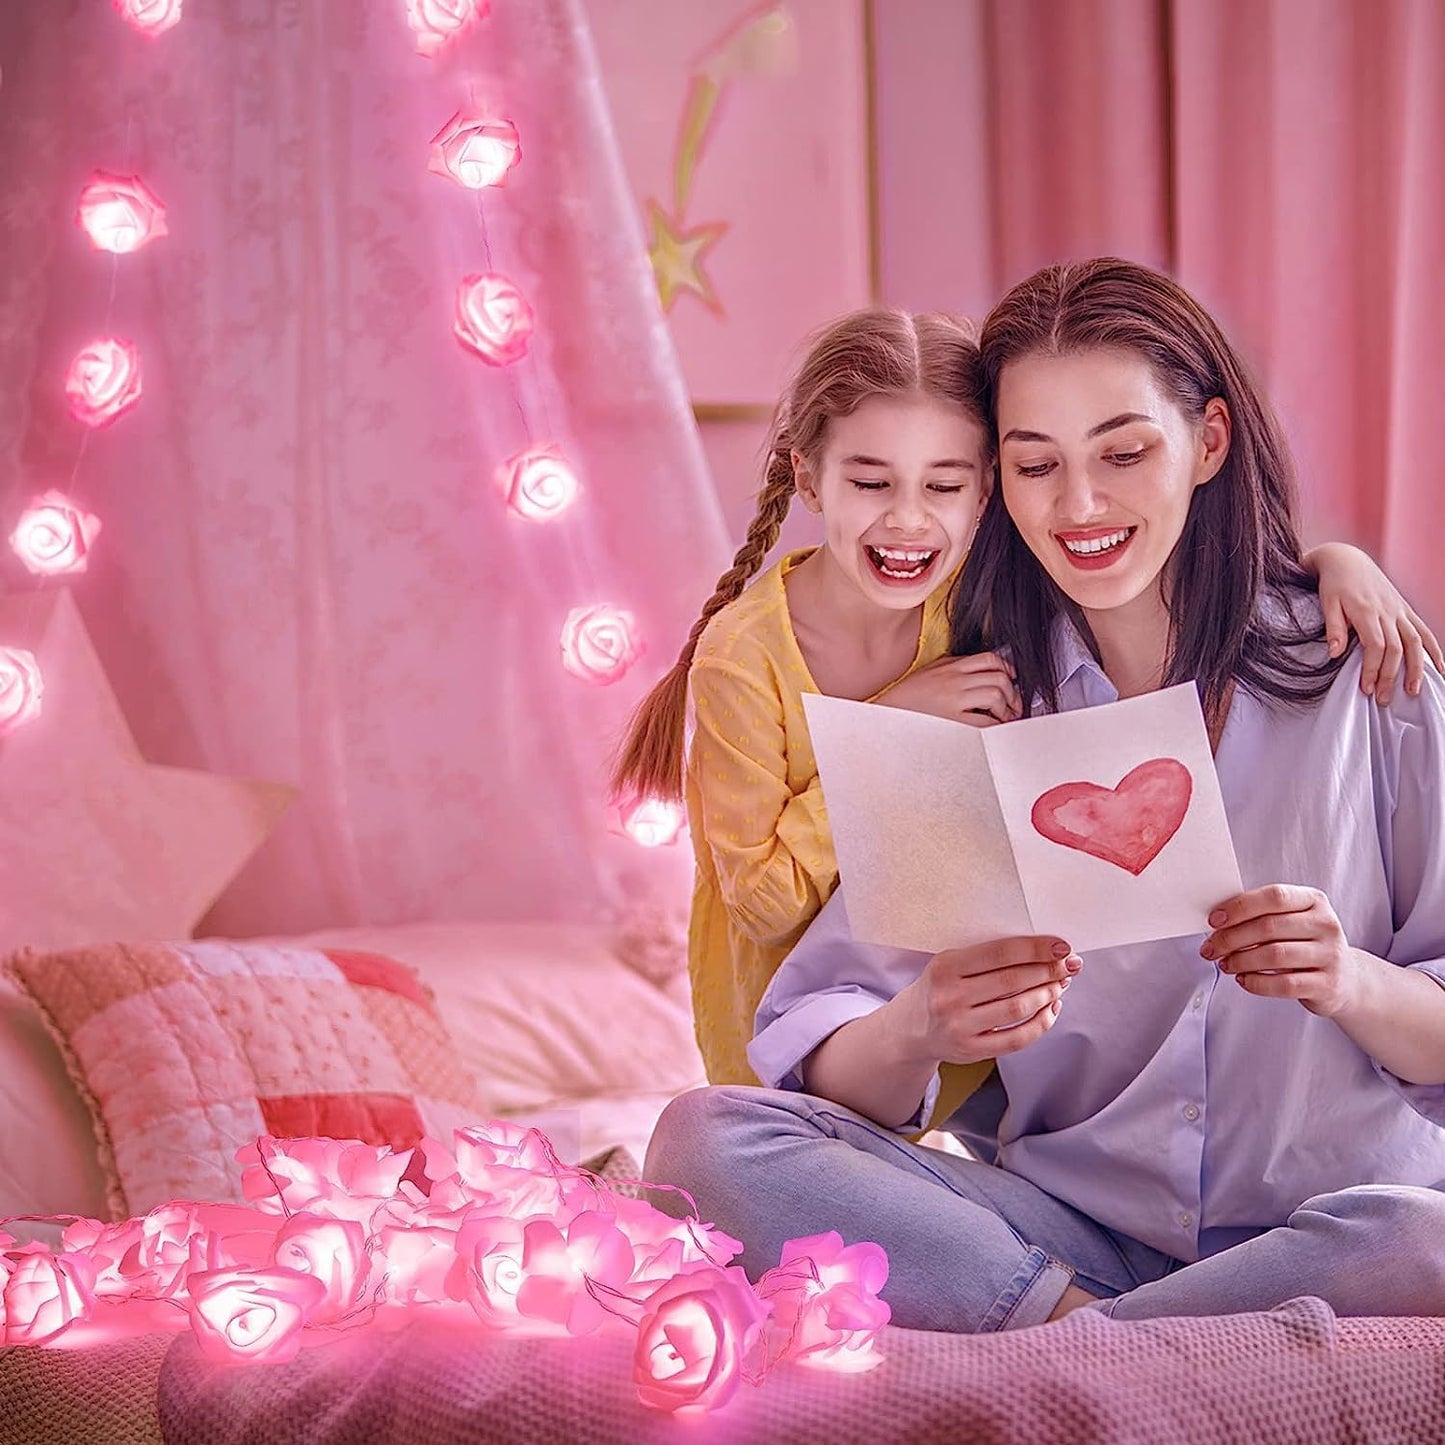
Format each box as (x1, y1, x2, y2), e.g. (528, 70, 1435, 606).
(850, 479, 888, 491)
(1107, 450, 1145, 467)
(1014, 461, 1054, 478)
(928, 483, 966, 495)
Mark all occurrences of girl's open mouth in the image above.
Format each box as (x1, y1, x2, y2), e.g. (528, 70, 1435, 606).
(864, 545, 940, 584)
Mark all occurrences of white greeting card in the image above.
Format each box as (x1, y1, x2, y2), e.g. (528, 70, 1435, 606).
(802, 684, 1241, 954)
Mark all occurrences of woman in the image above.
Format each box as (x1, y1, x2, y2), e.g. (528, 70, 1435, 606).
(644, 258, 1445, 1332)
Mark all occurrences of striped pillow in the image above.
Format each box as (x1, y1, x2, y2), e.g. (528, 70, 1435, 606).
(4, 940, 486, 1220)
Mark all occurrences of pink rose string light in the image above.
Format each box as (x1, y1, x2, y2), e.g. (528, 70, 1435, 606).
(113, 0, 183, 37)
(560, 604, 642, 686)
(186, 1267, 326, 1365)
(495, 445, 580, 522)
(65, 338, 143, 428)
(428, 112, 521, 190)
(76, 173, 168, 254)
(633, 1265, 771, 1415)
(0, 648, 43, 736)
(454, 273, 534, 366)
(405, 0, 487, 58)
(0, 1121, 891, 1416)
(9, 492, 102, 577)
(756, 1231, 891, 1373)
(611, 795, 687, 849)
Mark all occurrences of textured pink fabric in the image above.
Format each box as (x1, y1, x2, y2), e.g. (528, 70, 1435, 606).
(0, 0, 726, 938)
(149, 1297, 1445, 1444)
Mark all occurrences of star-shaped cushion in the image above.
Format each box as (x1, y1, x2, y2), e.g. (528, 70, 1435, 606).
(0, 588, 291, 952)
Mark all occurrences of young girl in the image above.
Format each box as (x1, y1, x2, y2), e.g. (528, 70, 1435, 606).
(614, 307, 1440, 1109)
(645, 259, 1445, 1331)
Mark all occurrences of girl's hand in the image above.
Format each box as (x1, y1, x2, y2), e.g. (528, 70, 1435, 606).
(1200, 884, 1371, 1018)
(1306, 541, 1443, 705)
(898, 935, 1079, 1064)
(878, 652, 1023, 727)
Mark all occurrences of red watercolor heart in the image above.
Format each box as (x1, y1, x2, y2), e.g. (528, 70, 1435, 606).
(1030, 758, 1192, 876)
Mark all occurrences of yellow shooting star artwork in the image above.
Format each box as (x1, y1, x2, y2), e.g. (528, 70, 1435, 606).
(646, 3, 797, 316)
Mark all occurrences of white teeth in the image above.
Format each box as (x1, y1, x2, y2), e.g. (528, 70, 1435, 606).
(1062, 529, 1131, 555)
(866, 544, 938, 581)
(874, 547, 935, 562)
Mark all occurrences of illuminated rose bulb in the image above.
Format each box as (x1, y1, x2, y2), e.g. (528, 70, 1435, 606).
(65, 339, 142, 427)
(612, 796, 687, 848)
(10, 492, 102, 577)
(495, 446, 580, 523)
(405, 0, 487, 57)
(113, 0, 183, 37)
(0, 648, 43, 736)
(76, 173, 168, 254)
(454, 274, 534, 366)
(428, 113, 520, 190)
(560, 605, 642, 686)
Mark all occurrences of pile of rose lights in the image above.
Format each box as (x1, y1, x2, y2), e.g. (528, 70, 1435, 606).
(0, 1121, 890, 1416)
(1, 0, 685, 846)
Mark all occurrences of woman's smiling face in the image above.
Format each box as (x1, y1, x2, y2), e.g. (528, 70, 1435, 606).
(995, 348, 1230, 622)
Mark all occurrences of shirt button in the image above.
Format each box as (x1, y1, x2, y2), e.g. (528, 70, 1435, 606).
(1183, 1104, 1201, 1122)
(1179, 1212, 1195, 1229)
(1191, 992, 1204, 1010)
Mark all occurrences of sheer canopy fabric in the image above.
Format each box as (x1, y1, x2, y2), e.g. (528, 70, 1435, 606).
(0, 0, 728, 936)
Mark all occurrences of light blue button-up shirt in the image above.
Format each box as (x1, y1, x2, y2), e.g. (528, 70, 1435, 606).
(750, 612, 1445, 1262)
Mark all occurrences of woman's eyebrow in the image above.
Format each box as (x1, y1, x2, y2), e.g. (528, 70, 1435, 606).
(1001, 412, 1155, 446)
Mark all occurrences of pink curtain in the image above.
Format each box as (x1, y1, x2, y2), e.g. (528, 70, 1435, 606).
(0, 0, 728, 935)
(875, 0, 1444, 622)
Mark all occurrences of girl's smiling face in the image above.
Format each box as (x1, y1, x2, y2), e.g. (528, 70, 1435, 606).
(795, 391, 991, 611)
(995, 348, 1230, 625)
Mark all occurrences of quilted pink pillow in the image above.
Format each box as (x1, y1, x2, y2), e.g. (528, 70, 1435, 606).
(4, 939, 488, 1219)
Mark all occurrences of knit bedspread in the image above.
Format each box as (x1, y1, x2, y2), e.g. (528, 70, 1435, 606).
(139, 1297, 1445, 1445)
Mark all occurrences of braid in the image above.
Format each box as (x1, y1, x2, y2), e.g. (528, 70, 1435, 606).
(610, 450, 798, 804)
(612, 305, 984, 807)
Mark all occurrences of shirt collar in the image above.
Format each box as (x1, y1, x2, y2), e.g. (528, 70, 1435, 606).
(1046, 616, 1118, 710)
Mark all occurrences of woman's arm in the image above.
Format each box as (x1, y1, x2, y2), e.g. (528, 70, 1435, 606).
(688, 656, 837, 946)
(1203, 885, 1445, 1085)
(802, 935, 1075, 1128)
(1205, 673, 1445, 1091)
(1304, 542, 1443, 704)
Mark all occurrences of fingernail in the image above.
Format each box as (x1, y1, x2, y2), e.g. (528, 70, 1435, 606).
(1065, 955, 1083, 973)
(1327, 637, 1341, 656)
(1208, 909, 1227, 927)
(1410, 680, 1421, 696)
(1051, 941, 1070, 959)
(1199, 942, 1214, 960)
(1060, 977, 1071, 990)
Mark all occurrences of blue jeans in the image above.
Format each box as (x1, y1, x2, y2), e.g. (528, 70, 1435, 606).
(644, 1085, 1445, 1333)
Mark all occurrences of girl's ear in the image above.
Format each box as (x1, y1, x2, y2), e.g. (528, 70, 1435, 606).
(1195, 397, 1232, 487)
(979, 455, 998, 507)
(792, 449, 822, 514)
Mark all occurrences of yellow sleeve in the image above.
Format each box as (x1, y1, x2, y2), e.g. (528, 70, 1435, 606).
(689, 656, 838, 947)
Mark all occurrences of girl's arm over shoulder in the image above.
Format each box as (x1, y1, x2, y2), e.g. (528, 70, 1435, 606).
(688, 654, 837, 947)
(1305, 541, 1443, 705)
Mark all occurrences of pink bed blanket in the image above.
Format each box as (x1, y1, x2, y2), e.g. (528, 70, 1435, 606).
(150, 1298, 1445, 1445)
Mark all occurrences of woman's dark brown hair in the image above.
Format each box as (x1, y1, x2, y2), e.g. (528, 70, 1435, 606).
(952, 257, 1345, 728)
